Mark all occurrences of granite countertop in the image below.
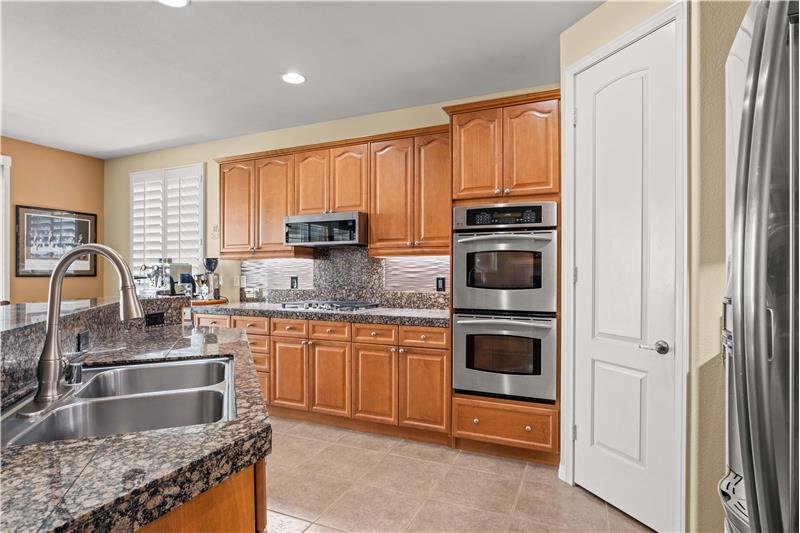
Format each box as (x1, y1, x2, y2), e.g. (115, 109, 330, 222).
(192, 302, 450, 328)
(0, 325, 271, 533)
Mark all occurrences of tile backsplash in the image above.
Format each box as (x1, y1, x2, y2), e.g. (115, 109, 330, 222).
(240, 247, 449, 309)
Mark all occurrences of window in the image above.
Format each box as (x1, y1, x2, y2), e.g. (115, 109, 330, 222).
(0, 155, 10, 302)
(130, 163, 204, 270)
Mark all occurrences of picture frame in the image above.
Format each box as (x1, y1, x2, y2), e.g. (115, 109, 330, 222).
(15, 205, 97, 277)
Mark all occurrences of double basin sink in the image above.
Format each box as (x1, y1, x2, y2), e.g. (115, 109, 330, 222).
(1, 358, 236, 448)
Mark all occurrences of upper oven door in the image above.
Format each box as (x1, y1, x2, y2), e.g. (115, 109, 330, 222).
(453, 230, 557, 313)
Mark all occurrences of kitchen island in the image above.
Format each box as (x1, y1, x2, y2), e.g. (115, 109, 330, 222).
(0, 324, 271, 532)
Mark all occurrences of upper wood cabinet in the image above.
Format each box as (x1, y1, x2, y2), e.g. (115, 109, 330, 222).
(255, 155, 294, 252)
(449, 93, 560, 199)
(369, 133, 450, 255)
(294, 149, 329, 215)
(452, 109, 503, 200)
(220, 161, 256, 253)
(502, 100, 560, 196)
(369, 138, 415, 252)
(330, 144, 369, 213)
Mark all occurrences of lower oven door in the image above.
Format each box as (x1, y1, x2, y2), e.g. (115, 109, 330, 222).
(453, 313, 557, 402)
(452, 230, 557, 313)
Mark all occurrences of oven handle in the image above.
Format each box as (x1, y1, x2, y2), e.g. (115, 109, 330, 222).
(455, 234, 552, 244)
(455, 319, 553, 329)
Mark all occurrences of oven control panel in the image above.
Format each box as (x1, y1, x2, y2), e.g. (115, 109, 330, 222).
(454, 202, 557, 230)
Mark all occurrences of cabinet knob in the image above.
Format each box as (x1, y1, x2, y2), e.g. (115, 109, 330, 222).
(473, 418, 480, 425)
(413, 241, 419, 246)
(307, 341, 314, 345)
(370, 331, 377, 337)
(246, 323, 256, 328)
(285, 326, 292, 330)
(325, 328, 333, 333)
(420, 334, 427, 340)
(494, 188, 501, 195)
(406, 241, 412, 246)
(503, 188, 510, 194)
(524, 425, 533, 432)
(209, 321, 217, 325)
(390, 348, 397, 353)
(398, 348, 405, 353)
(300, 340, 308, 345)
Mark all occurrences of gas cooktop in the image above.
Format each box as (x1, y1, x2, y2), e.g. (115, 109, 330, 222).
(280, 300, 379, 312)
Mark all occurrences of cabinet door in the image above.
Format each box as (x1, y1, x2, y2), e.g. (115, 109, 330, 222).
(220, 161, 255, 253)
(452, 109, 502, 200)
(414, 133, 451, 249)
(351, 343, 398, 425)
(255, 155, 294, 251)
(399, 348, 449, 433)
(330, 144, 369, 213)
(294, 149, 329, 214)
(369, 138, 414, 251)
(270, 337, 309, 410)
(309, 340, 351, 417)
(502, 100, 560, 196)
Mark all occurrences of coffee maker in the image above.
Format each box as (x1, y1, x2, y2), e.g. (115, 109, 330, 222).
(203, 258, 220, 300)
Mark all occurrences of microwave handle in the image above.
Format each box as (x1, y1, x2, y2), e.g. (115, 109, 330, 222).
(455, 319, 553, 329)
(456, 234, 552, 244)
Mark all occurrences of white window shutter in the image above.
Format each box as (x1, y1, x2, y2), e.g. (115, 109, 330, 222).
(130, 170, 165, 270)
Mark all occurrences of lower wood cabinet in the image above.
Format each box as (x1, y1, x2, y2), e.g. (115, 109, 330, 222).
(351, 343, 398, 425)
(256, 371, 270, 404)
(309, 340, 351, 417)
(399, 347, 450, 433)
(193, 314, 231, 328)
(270, 337, 309, 411)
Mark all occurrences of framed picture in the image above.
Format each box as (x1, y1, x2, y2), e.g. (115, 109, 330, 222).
(15, 205, 97, 277)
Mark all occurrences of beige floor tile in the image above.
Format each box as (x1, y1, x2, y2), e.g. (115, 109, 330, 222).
(389, 439, 460, 464)
(432, 466, 522, 514)
(267, 511, 311, 533)
(452, 451, 527, 479)
(316, 484, 426, 533)
(269, 434, 331, 468)
(293, 444, 386, 481)
(268, 469, 353, 522)
(406, 500, 511, 533)
(522, 462, 560, 485)
(361, 454, 450, 495)
(336, 430, 401, 452)
(269, 416, 301, 434)
(506, 515, 564, 532)
(287, 421, 353, 443)
(607, 505, 653, 532)
(514, 480, 608, 532)
(305, 524, 345, 533)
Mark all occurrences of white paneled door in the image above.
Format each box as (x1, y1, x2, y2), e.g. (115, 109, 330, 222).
(573, 18, 681, 532)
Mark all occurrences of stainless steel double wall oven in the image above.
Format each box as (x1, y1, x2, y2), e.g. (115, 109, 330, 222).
(452, 202, 558, 403)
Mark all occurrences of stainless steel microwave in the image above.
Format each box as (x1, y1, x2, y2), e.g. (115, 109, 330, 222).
(283, 211, 367, 247)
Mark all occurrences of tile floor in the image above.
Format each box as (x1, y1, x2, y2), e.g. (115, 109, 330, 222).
(266, 416, 651, 533)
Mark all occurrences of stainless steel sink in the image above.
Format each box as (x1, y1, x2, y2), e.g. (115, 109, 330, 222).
(1, 358, 236, 448)
(76, 360, 226, 398)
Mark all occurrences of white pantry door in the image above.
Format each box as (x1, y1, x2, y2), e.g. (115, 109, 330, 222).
(573, 19, 680, 532)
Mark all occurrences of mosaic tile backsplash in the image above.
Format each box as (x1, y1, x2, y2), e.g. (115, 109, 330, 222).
(240, 247, 449, 309)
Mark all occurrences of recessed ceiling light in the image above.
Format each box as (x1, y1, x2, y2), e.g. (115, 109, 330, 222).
(158, 0, 190, 7)
(282, 72, 306, 85)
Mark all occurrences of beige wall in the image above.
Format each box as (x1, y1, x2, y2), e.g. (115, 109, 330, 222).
(103, 85, 555, 299)
(1, 137, 105, 303)
(561, 1, 747, 531)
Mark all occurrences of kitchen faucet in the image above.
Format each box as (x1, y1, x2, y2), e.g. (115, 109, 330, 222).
(32, 244, 144, 406)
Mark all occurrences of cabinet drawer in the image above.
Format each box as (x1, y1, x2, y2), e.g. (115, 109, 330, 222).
(271, 318, 309, 338)
(257, 371, 270, 404)
(252, 353, 270, 372)
(232, 316, 270, 335)
(352, 323, 398, 345)
(247, 333, 270, 354)
(309, 321, 351, 341)
(399, 326, 450, 348)
(452, 397, 558, 452)
(194, 314, 231, 328)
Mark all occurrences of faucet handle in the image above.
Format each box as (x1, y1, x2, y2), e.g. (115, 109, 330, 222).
(64, 361, 83, 385)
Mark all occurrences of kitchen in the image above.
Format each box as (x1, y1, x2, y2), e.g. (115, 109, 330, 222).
(0, 2, 796, 533)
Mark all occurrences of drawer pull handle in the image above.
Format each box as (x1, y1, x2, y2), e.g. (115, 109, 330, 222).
(285, 326, 292, 330)
(370, 331, 377, 337)
(420, 334, 427, 340)
(524, 425, 533, 432)
(326, 328, 333, 333)
(473, 418, 480, 425)
(209, 321, 217, 325)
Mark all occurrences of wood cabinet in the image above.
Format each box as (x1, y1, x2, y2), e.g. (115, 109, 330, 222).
(309, 320, 351, 341)
(414, 133, 451, 250)
(270, 318, 308, 338)
(194, 314, 231, 328)
(352, 323, 398, 345)
(399, 325, 450, 349)
(448, 92, 560, 200)
(352, 343, 398, 425)
(270, 337, 309, 411)
(399, 347, 449, 433)
(220, 161, 256, 253)
(309, 340, 351, 417)
(232, 316, 270, 335)
(257, 371, 270, 403)
(294, 149, 329, 215)
(330, 144, 369, 212)
(369, 138, 415, 252)
(255, 155, 294, 252)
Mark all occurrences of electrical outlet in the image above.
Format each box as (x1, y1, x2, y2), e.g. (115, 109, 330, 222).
(290, 276, 299, 289)
(145, 312, 165, 327)
(436, 277, 446, 292)
(77, 330, 90, 352)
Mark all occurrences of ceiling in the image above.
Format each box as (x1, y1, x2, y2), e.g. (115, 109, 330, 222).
(1, 1, 598, 159)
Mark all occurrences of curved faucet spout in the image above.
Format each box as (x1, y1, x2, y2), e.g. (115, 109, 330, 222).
(34, 244, 144, 404)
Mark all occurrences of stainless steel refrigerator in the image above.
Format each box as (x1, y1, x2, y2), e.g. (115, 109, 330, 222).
(720, 1, 798, 532)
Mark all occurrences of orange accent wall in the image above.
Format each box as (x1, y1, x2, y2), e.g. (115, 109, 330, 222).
(1, 137, 104, 303)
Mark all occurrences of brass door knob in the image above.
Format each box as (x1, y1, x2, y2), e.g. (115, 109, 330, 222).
(370, 331, 377, 337)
